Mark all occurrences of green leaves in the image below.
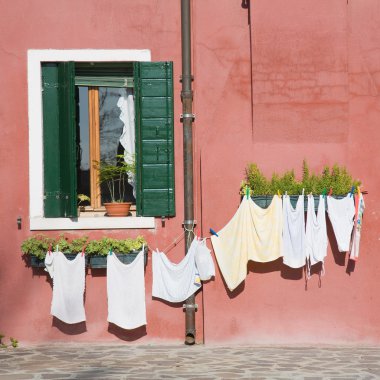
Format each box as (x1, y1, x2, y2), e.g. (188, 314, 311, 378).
(93, 154, 135, 203)
(21, 234, 146, 259)
(242, 161, 361, 195)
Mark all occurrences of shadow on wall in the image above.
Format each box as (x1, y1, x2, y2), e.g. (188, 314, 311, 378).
(108, 324, 147, 342)
(219, 217, 355, 297)
(52, 318, 87, 335)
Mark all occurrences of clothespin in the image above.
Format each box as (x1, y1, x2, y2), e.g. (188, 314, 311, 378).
(81, 244, 86, 257)
(56, 245, 59, 253)
(277, 190, 281, 197)
(285, 191, 288, 196)
(322, 188, 327, 198)
(109, 247, 113, 255)
(210, 228, 219, 237)
(48, 243, 52, 256)
(302, 188, 305, 196)
(350, 186, 355, 197)
(328, 187, 333, 196)
(357, 186, 361, 196)
(245, 186, 250, 200)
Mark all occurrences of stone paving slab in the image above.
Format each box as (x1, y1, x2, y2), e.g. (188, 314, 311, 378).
(0, 344, 379, 379)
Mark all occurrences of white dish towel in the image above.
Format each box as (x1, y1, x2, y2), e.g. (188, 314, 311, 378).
(107, 248, 147, 330)
(152, 238, 201, 303)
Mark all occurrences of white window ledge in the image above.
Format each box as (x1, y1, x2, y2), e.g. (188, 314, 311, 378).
(30, 217, 155, 231)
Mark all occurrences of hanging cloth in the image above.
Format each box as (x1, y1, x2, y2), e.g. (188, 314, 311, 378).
(211, 196, 283, 291)
(152, 238, 201, 303)
(350, 193, 365, 261)
(282, 194, 307, 269)
(45, 252, 86, 324)
(306, 195, 328, 267)
(117, 88, 136, 196)
(107, 247, 146, 330)
(327, 194, 355, 252)
(194, 238, 215, 281)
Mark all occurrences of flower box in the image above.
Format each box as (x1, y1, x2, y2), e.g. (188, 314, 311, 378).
(251, 195, 346, 211)
(89, 246, 148, 269)
(29, 253, 85, 268)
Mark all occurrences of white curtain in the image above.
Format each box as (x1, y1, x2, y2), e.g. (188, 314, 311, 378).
(117, 88, 136, 197)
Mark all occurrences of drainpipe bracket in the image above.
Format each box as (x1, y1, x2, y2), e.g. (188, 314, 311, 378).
(183, 304, 198, 311)
(180, 113, 195, 122)
(182, 220, 197, 227)
(179, 74, 194, 82)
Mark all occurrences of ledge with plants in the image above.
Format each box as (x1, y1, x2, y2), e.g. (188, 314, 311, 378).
(21, 235, 147, 269)
(240, 160, 362, 210)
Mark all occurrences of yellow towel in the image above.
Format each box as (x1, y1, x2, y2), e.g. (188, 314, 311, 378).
(211, 196, 283, 291)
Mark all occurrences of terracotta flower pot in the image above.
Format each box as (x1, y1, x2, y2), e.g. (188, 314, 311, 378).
(104, 202, 132, 217)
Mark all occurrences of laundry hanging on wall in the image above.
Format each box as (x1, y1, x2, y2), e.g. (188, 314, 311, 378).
(45, 251, 86, 324)
(327, 194, 356, 252)
(107, 247, 146, 330)
(152, 238, 211, 303)
(306, 194, 328, 271)
(194, 238, 215, 281)
(282, 193, 306, 269)
(211, 196, 283, 291)
(350, 191, 365, 261)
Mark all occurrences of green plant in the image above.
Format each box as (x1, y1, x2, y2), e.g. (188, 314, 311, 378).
(93, 154, 135, 203)
(86, 236, 146, 256)
(0, 334, 18, 349)
(21, 234, 55, 260)
(242, 160, 361, 195)
(21, 235, 146, 258)
(9, 337, 18, 348)
(77, 194, 90, 206)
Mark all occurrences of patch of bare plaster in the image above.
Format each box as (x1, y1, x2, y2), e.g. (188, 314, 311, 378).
(252, 103, 349, 143)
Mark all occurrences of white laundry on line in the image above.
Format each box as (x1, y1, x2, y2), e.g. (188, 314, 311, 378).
(282, 194, 307, 269)
(211, 196, 283, 291)
(45, 252, 86, 324)
(306, 195, 328, 273)
(327, 194, 355, 252)
(107, 248, 146, 330)
(152, 238, 202, 303)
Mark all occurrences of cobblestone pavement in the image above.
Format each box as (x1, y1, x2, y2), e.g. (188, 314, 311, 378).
(0, 344, 380, 379)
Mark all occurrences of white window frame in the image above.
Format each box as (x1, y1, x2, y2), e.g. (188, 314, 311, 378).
(28, 49, 155, 230)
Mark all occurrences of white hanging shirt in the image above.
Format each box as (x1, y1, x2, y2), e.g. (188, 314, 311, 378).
(282, 194, 307, 269)
(45, 252, 86, 324)
(350, 193, 365, 261)
(306, 195, 328, 266)
(152, 238, 201, 303)
(211, 196, 283, 291)
(107, 248, 146, 330)
(327, 194, 355, 252)
(194, 238, 215, 281)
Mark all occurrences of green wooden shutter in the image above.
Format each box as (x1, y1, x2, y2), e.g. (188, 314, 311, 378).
(42, 62, 77, 217)
(134, 62, 175, 217)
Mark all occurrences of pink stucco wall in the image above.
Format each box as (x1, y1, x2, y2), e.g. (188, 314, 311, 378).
(0, 0, 379, 345)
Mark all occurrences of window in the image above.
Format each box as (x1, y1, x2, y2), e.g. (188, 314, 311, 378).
(28, 50, 175, 230)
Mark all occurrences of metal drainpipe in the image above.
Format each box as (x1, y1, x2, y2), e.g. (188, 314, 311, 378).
(181, 0, 196, 345)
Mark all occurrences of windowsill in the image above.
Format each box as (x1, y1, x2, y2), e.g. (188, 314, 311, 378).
(29, 216, 155, 230)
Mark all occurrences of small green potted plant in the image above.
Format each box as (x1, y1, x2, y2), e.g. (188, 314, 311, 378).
(77, 194, 91, 215)
(241, 160, 361, 210)
(86, 236, 147, 268)
(21, 235, 89, 267)
(93, 154, 135, 217)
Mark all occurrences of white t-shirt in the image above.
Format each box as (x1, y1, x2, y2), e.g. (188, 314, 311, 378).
(107, 248, 146, 330)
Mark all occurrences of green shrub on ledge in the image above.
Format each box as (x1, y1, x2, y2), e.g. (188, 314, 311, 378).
(21, 235, 146, 260)
(241, 160, 361, 196)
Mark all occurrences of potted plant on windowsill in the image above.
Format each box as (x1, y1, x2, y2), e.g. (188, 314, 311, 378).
(93, 154, 135, 217)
